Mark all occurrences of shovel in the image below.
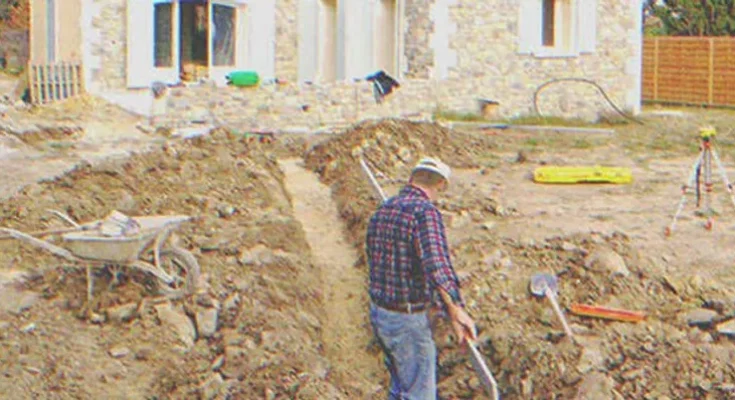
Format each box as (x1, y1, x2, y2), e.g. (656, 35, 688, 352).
(530, 273, 575, 342)
(359, 157, 500, 399)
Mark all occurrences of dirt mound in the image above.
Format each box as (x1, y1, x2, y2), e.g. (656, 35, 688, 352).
(303, 117, 735, 399)
(304, 118, 496, 248)
(0, 129, 353, 398)
(433, 229, 735, 399)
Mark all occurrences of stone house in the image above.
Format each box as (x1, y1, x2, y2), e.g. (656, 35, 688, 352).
(28, 0, 643, 128)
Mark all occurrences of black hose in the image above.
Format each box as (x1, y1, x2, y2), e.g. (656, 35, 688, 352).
(533, 78, 645, 125)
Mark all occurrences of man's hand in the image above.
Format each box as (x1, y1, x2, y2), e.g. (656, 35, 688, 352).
(437, 288, 477, 343)
(447, 303, 477, 344)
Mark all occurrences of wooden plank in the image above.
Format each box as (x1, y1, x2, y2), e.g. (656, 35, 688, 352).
(653, 38, 659, 100)
(35, 65, 43, 104)
(76, 64, 83, 95)
(67, 63, 74, 99)
(27, 64, 35, 104)
(71, 64, 78, 96)
(66, 64, 73, 97)
(53, 64, 64, 101)
(43, 65, 51, 104)
(58, 64, 65, 101)
(709, 38, 715, 105)
(49, 65, 55, 102)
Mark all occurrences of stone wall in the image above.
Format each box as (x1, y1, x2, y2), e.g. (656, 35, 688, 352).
(274, 0, 299, 82)
(86, 0, 300, 91)
(84, 0, 127, 92)
(403, 0, 434, 79)
(155, 80, 439, 131)
(87, 0, 641, 124)
(439, 0, 641, 120)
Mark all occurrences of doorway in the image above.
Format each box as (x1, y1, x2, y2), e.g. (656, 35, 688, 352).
(179, 1, 209, 81)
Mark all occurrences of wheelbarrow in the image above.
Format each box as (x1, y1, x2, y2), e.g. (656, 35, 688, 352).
(0, 209, 201, 303)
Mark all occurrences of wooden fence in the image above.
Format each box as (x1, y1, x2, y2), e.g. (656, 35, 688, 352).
(643, 37, 735, 107)
(27, 63, 84, 105)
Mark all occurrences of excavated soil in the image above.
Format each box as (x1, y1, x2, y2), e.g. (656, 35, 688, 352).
(4, 113, 735, 399)
(0, 129, 359, 399)
(303, 118, 497, 250)
(306, 119, 735, 399)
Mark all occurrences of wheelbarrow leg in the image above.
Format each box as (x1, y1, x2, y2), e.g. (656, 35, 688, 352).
(108, 265, 122, 289)
(86, 265, 94, 305)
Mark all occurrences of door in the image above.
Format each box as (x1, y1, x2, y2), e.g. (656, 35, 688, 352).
(207, 0, 242, 85)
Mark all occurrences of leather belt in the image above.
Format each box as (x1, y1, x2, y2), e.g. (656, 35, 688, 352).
(374, 299, 429, 314)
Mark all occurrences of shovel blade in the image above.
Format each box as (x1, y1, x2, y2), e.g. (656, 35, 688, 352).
(530, 273, 558, 297)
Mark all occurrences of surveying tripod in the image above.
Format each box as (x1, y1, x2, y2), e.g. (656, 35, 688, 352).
(665, 127, 735, 236)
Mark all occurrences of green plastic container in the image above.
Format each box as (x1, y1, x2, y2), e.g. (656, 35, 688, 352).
(227, 71, 260, 87)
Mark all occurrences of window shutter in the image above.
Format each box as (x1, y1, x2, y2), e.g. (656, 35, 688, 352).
(298, 0, 319, 82)
(578, 0, 598, 53)
(518, 0, 542, 55)
(126, 0, 155, 88)
(236, 4, 249, 70)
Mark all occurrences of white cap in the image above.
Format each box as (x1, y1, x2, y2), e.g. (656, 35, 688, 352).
(412, 157, 451, 182)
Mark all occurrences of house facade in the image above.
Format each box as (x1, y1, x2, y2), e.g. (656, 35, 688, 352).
(29, 0, 643, 127)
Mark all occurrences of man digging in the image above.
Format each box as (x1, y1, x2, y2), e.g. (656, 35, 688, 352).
(366, 157, 477, 400)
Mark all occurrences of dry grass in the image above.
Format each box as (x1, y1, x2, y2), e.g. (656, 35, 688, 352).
(460, 106, 735, 166)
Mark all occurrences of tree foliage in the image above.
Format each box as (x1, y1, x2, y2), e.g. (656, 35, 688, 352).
(0, 0, 29, 30)
(646, 0, 735, 36)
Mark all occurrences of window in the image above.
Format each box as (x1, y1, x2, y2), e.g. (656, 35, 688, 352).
(212, 4, 236, 66)
(518, 0, 598, 58)
(541, 0, 573, 53)
(154, 3, 174, 68)
(542, 0, 554, 47)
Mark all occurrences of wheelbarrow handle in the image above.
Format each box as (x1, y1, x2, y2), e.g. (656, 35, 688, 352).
(0, 225, 94, 240)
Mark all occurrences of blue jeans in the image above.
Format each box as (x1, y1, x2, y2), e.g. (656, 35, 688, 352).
(370, 303, 437, 400)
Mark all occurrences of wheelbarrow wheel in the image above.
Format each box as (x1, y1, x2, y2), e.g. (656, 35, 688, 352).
(157, 247, 200, 297)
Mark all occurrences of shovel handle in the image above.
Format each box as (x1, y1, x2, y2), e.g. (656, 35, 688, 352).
(545, 287, 575, 341)
(467, 339, 500, 400)
(359, 157, 388, 202)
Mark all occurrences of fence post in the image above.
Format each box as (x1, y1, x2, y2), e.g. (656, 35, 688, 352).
(653, 37, 659, 101)
(708, 38, 715, 106)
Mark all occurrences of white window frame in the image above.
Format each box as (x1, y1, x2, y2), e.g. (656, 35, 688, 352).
(152, 1, 179, 83)
(127, 0, 257, 89)
(534, 0, 578, 58)
(518, 0, 597, 59)
(298, 0, 405, 83)
(208, 0, 244, 84)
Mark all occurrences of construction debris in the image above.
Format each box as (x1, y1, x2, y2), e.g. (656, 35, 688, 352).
(3, 114, 735, 399)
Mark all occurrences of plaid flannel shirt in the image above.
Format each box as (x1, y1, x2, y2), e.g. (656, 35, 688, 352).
(366, 185, 464, 311)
